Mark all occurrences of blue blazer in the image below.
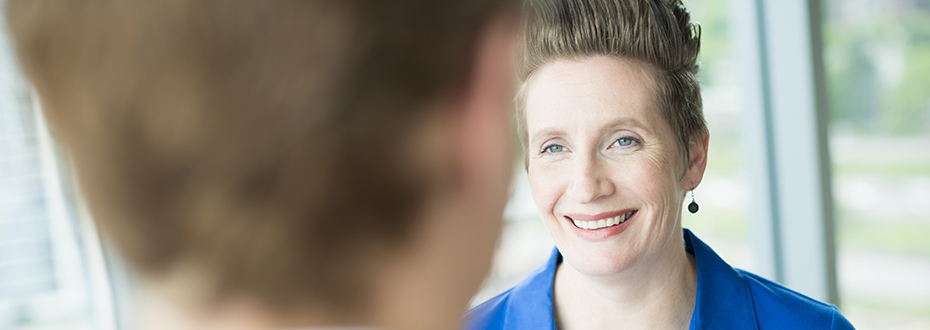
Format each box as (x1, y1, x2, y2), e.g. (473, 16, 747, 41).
(463, 229, 855, 330)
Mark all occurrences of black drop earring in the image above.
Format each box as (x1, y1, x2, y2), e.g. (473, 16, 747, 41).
(688, 190, 699, 214)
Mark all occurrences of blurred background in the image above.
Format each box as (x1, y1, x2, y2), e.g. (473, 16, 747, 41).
(0, 0, 927, 329)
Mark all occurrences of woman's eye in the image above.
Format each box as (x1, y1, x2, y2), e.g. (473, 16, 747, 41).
(542, 144, 565, 153)
(614, 138, 635, 147)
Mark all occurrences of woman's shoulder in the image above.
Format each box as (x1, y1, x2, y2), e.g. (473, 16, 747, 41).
(461, 247, 561, 330)
(735, 269, 855, 329)
(686, 230, 854, 329)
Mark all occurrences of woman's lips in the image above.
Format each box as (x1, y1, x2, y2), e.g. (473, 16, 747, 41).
(564, 209, 636, 221)
(563, 210, 638, 241)
(567, 210, 636, 230)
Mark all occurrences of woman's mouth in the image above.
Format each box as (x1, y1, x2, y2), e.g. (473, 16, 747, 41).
(567, 210, 637, 230)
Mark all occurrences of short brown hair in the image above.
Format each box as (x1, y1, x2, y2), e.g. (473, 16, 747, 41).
(7, 0, 510, 310)
(517, 0, 705, 168)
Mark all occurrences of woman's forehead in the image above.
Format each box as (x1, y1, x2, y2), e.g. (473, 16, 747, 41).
(524, 56, 663, 136)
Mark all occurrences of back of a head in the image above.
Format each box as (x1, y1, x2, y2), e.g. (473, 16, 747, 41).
(6, 0, 511, 318)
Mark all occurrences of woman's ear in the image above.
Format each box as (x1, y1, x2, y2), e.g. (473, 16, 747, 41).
(682, 128, 710, 191)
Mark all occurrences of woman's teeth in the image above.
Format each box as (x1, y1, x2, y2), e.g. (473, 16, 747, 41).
(572, 211, 635, 230)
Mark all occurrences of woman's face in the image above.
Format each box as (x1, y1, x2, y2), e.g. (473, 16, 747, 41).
(525, 56, 695, 276)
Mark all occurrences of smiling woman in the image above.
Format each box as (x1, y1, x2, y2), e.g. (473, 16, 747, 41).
(525, 57, 696, 276)
(462, 0, 856, 329)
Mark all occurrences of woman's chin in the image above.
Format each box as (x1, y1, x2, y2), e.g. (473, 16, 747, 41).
(562, 250, 640, 278)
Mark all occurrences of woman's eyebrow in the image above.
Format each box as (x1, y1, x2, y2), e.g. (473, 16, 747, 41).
(600, 117, 648, 132)
(530, 127, 566, 145)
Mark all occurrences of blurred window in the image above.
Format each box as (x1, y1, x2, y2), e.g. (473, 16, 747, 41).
(0, 13, 109, 330)
(823, 0, 930, 328)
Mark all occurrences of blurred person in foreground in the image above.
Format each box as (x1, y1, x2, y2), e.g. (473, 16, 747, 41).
(463, 0, 855, 329)
(7, 1, 517, 329)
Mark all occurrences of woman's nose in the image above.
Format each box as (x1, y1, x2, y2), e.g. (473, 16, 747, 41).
(566, 155, 614, 204)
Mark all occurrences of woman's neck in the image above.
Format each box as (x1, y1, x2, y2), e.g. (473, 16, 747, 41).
(552, 234, 698, 330)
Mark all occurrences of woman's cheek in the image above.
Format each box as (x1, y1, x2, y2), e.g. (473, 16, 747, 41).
(528, 165, 563, 215)
(633, 154, 685, 223)
(636, 151, 678, 185)
(610, 155, 675, 205)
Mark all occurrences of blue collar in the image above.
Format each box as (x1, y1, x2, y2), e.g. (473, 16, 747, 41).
(684, 229, 758, 329)
(502, 229, 758, 330)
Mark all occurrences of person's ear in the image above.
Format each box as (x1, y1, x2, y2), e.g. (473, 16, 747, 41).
(682, 128, 709, 191)
(454, 14, 517, 201)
